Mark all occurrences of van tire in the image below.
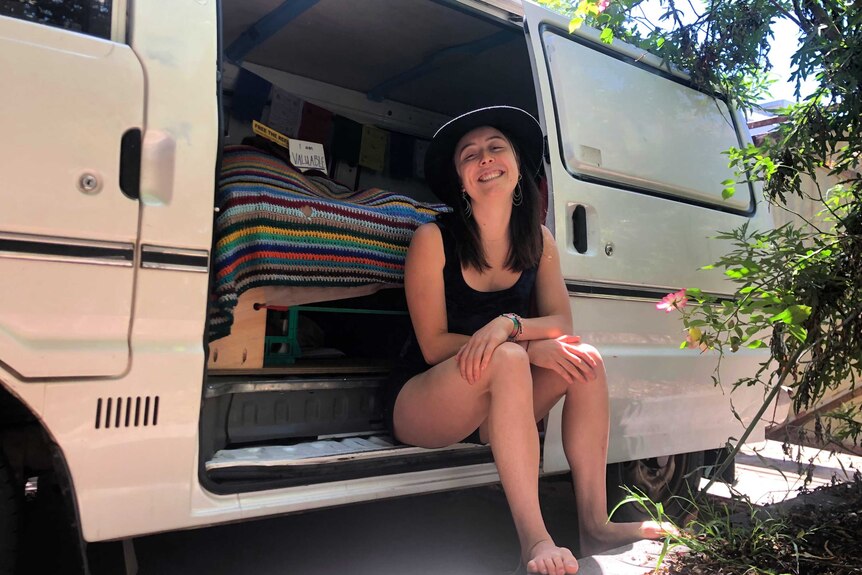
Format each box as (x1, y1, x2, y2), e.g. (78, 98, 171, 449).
(606, 450, 704, 524)
(0, 452, 20, 575)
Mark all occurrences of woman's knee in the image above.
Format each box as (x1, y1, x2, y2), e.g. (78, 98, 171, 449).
(576, 343, 607, 381)
(488, 341, 530, 372)
(484, 342, 532, 391)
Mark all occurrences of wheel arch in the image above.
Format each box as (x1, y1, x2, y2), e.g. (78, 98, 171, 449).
(0, 380, 89, 573)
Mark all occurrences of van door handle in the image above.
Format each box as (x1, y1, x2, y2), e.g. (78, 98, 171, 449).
(119, 128, 142, 200)
(572, 205, 588, 254)
(140, 130, 176, 206)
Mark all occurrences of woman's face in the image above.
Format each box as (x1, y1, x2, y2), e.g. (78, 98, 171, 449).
(453, 126, 520, 204)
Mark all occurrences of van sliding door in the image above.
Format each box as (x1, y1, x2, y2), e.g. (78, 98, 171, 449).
(521, 1, 774, 472)
(522, 1, 761, 294)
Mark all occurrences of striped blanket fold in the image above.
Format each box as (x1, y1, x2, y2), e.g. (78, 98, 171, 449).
(209, 145, 449, 341)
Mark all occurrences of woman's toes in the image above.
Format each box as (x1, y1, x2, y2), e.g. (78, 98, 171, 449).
(526, 541, 578, 574)
(551, 555, 565, 574)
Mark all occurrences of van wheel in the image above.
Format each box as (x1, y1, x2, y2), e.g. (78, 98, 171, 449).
(606, 450, 704, 524)
(0, 453, 20, 575)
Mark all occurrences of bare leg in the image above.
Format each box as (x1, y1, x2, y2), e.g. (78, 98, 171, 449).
(531, 344, 677, 556)
(394, 343, 577, 574)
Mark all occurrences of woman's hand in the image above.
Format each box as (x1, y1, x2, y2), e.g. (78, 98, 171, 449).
(528, 336, 598, 385)
(455, 316, 513, 384)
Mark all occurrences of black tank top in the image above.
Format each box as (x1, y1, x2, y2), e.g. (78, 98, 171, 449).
(398, 220, 538, 371)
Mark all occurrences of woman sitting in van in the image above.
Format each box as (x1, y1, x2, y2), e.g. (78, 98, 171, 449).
(387, 106, 675, 575)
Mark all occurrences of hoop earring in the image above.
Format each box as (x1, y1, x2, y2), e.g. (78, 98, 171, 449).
(461, 189, 473, 218)
(513, 182, 523, 207)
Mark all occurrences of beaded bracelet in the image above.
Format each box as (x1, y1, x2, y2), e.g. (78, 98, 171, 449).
(500, 313, 523, 342)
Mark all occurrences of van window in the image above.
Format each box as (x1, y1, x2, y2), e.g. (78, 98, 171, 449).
(0, 0, 112, 40)
(541, 27, 752, 213)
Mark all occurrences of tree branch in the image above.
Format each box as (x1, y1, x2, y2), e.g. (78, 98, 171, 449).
(806, 1, 842, 41)
(762, 0, 803, 27)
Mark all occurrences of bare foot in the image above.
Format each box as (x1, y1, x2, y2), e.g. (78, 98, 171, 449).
(579, 520, 679, 556)
(524, 539, 579, 575)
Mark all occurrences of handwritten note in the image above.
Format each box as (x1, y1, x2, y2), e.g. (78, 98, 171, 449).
(290, 139, 327, 174)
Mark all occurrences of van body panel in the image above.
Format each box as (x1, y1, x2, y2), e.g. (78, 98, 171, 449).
(37, 359, 237, 542)
(0, 16, 143, 377)
(543, 299, 770, 472)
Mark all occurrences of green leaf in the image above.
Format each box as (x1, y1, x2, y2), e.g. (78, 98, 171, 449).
(656, 37, 665, 48)
(769, 308, 793, 324)
(722, 186, 736, 200)
(788, 324, 808, 343)
(747, 340, 766, 348)
(569, 16, 584, 32)
(789, 304, 812, 323)
(769, 305, 811, 325)
(600, 27, 614, 44)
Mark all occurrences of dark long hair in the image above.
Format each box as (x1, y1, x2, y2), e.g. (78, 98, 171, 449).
(438, 131, 543, 273)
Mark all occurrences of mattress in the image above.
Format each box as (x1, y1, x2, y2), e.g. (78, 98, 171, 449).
(209, 145, 449, 340)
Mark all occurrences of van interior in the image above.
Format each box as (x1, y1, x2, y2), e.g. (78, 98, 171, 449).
(201, 0, 542, 493)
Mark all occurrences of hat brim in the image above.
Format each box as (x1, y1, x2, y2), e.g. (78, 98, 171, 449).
(424, 106, 543, 202)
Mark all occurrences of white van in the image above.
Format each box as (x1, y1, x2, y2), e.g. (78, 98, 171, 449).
(0, 0, 783, 570)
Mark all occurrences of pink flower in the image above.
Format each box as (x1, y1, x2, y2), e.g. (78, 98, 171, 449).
(597, 0, 611, 12)
(656, 289, 688, 312)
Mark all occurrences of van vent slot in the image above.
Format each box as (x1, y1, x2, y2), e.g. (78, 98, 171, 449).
(94, 396, 160, 429)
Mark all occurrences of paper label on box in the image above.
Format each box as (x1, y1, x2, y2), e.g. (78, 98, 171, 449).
(290, 139, 327, 174)
(267, 87, 303, 138)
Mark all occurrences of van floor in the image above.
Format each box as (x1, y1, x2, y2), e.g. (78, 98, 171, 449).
(201, 367, 495, 492)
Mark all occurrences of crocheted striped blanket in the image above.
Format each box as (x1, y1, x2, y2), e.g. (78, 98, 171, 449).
(210, 145, 449, 340)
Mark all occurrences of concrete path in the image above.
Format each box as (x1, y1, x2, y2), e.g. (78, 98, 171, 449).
(707, 439, 860, 505)
(573, 539, 683, 575)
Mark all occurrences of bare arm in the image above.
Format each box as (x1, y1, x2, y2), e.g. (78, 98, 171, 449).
(516, 226, 573, 340)
(404, 223, 469, 365)
(523, 227, 598, 383)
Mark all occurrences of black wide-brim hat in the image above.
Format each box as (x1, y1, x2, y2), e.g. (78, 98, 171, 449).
(424, 106, 544, 203)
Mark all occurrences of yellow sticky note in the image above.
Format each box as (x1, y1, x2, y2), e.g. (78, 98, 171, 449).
(359, 125, 388, 172)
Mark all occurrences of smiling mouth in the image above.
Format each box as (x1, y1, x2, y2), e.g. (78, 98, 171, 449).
(478, 170, 504, 182)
